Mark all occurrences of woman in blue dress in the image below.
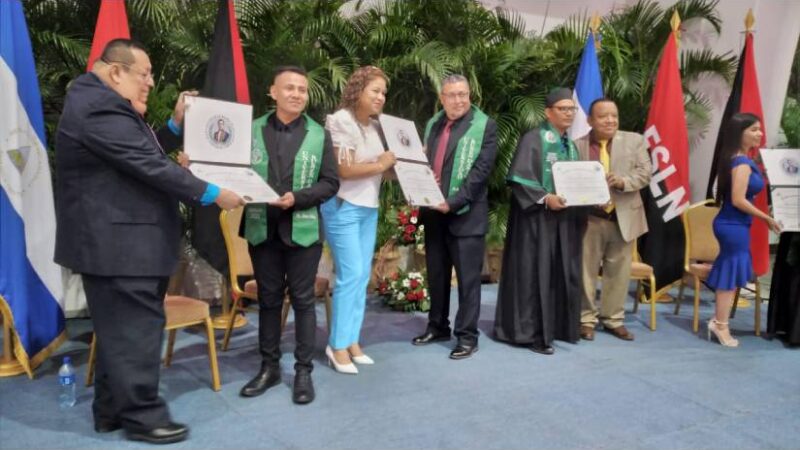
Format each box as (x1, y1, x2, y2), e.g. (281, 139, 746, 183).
(707, 112, 782, 347)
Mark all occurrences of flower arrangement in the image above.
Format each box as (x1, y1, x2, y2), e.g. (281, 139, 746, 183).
(376, 270, 430, 312)
(395, 206, 424, 248)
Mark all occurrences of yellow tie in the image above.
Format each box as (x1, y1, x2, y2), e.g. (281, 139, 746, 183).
(599, 140, 614, 213)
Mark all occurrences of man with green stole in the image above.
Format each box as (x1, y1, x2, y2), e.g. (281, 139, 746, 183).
(494, 88, 588, 355)
(411, 75, 497, 360)
(239, 66, 339, 403)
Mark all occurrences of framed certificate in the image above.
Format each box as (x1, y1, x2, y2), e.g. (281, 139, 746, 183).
(552, 161, 611, 206)
(761, 149, 800, 233)
(184, 96, 253, 165)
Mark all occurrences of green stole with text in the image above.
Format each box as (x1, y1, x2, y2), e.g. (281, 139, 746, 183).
(244, 112, 324, 247)
(423, 105, 489, 214)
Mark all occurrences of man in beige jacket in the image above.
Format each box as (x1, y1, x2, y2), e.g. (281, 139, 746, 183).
(575, 98, 651, 341)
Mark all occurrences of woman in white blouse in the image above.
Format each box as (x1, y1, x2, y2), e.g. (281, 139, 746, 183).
(322, 66, 396, 374)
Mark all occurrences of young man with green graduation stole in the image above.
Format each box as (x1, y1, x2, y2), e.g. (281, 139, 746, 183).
(239, 66, 338, 404)
(411, 75, 497, 360)
(494, 88, 589, 356)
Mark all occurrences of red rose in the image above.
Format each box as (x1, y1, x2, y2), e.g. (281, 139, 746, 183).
(411, 209, 419, 217)
(405, 225, 415, 233)
(405, 292, 414, 300)
(410, 279, 419, 289)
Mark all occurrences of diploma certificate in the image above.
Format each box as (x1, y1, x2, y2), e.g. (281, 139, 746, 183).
(759, 148, 800, 186)
(190, 162, 279, 204)
(394, 161, 446, 207)
(184, 96, 253, 165)
(552, 161, 611, 206)
(771, 187, 800, 232)
(379, 114, 427, 162)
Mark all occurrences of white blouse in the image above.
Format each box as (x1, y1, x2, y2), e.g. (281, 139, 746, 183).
(325, 109, 385, 208)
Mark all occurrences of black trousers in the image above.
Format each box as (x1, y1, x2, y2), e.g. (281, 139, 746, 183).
(424, 217, 485, 345)
(82, 274, 171, 433)
(250, 239, 322, 372)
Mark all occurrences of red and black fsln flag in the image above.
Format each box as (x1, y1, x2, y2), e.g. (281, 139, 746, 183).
(192, 0, 250, 273)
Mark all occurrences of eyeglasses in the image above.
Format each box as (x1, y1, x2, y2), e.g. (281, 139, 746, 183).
(553, 106, 578, 113)
(101, 58, 154, 82)
(441, 91, 470, 101)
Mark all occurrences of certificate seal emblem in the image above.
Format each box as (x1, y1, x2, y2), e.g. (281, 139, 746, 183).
(206, 115, 235, 149)
(780, 157, 799, 176)
(251, 146, 264, 165)
(544, 130, 558, 144)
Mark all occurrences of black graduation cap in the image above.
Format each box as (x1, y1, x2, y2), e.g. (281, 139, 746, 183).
(545, 88, 573, 107)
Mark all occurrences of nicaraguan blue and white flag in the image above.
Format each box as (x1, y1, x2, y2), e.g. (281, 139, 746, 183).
(569, 31, 604, 140)
(0, 0, 65, 376)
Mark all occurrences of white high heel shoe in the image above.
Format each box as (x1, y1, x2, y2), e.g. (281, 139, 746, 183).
(350, 353, 374, 365)
(325, 346, 358, 374)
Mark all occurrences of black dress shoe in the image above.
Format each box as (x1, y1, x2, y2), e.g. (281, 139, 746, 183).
(530, 344, 555, 355)
(240, 366, 282, 398)
(292, 371, 315, 405)
(449, 344, 478, 360)
(94, 421, 122, 433)
(125, 422, 189, 445)
(412, 331, 451, 346)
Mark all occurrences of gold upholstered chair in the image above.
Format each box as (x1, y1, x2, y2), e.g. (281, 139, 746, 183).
(630, 242, 658, 331)
(675, 199, 763, 335)
(219, 209, 332, 351)
(85, 295, 221, 391)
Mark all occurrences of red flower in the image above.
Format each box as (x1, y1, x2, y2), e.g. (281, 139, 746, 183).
(411, 209, 419, 217)
(391, 272, 399, 280)
(410, 279, 419, 289)
(405, 292, 414, 301)
(405, 224, 416, 233)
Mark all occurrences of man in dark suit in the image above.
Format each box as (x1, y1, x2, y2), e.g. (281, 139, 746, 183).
(238, 66, 338, 404)
(54, 39, 243, 444)
(411, 74, 497, 359)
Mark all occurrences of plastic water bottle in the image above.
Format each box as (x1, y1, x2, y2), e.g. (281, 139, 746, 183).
(58, 356, 76, 409)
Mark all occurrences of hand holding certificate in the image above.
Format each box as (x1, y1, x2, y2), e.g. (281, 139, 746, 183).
(184, 96, 280, 204)
(379, 114, 445, 207)
(552, 161, 611, 206)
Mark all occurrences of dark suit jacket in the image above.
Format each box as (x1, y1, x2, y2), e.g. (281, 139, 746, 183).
(421, 108, 497, 237)
(54, 72, 208, 277)
(238, 114, 339, 247)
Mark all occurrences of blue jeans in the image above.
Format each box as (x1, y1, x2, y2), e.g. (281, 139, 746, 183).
(321, 198, 378, 350)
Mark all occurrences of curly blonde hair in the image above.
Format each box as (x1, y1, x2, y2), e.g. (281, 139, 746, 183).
(338, 65, 389, 111)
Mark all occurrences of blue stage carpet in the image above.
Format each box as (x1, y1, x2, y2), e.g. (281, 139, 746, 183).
(2, 283, 799, 449)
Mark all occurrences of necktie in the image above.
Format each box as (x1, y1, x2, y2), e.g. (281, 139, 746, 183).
(599, 139, 614, 213)
(432, 120, 454, 182)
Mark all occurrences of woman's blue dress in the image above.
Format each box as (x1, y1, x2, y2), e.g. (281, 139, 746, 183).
(707, 156, 765, 290)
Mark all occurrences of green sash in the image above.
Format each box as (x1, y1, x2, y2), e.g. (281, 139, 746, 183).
(536, 121, 579, 193)
(423, 105, 489, 214)
(508, 122, 580, 194)
(244, 112, 324, 247)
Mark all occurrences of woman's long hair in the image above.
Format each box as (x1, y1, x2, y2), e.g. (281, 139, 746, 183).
(715, 112, 761, 203)
(338, 65, 388, 112)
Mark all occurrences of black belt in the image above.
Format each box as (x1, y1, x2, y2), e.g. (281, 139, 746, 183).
(590, 208, 618, 222)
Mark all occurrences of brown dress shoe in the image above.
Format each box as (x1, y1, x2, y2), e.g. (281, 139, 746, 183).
(580, 326, 595, 341)
(604, 325, 634, 341)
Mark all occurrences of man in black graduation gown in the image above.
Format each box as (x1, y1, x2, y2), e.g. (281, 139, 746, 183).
(238, 66, 338, 403)
(493, 88, 588, 355)
(767, 232, 800, 345)
(411, 74, 497, 359)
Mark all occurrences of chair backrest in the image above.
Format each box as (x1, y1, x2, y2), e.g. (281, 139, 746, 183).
(219, 208, 253, 295)
(681, 200, 720, 264)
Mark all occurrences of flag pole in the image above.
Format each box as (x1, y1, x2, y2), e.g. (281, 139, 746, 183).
(671, 10, 681, 47)
(0, 296, 27, 378)
(590, 12, 601, 51)
(734, 8, 758, 311)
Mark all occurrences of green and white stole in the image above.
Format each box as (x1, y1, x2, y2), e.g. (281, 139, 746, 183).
(423, 105, 489, 214)
(244, 112, 324, 247)
(508, 121, 579, 193)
